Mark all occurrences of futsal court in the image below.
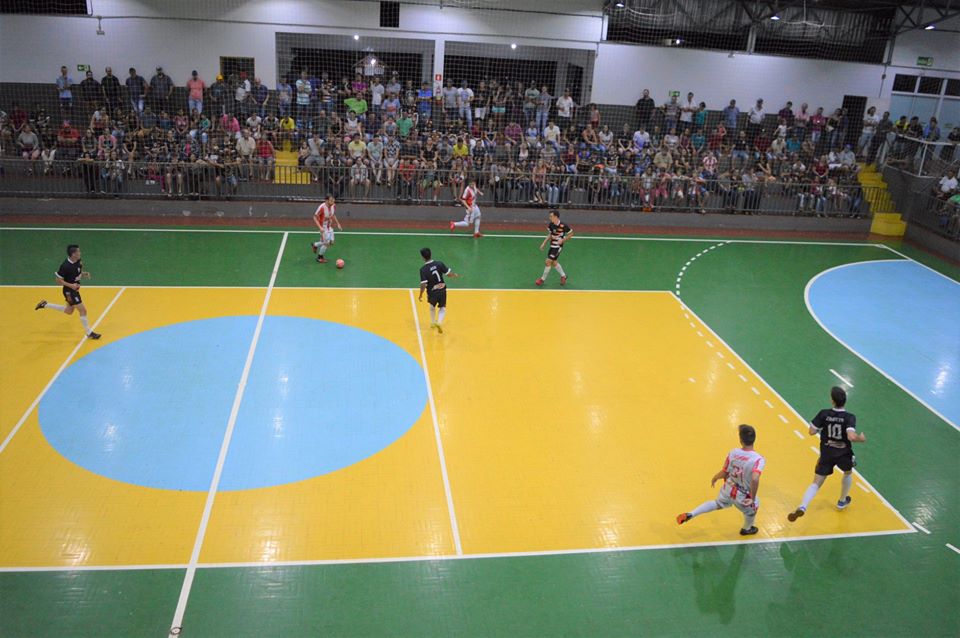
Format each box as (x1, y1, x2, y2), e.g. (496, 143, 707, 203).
(1, 226, 958, 637)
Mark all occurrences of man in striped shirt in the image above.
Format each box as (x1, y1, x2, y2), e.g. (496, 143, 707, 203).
(677, 424, 764, 536)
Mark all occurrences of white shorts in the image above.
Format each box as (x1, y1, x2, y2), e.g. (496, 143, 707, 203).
(462, 205, 481, 223)
(321, 227, 335, 244)
(717, 483, 759, 515)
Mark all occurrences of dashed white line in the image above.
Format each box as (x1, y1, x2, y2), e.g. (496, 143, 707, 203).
(716, 351, 725, 359)
(912, 522, 931, 535)
(793, 430, 805, 440)
(737, 374, 748, 382)
(689, 322, 696, 328)
(810, 446, 820, 454)
(829, 369, 855, 387)
(779, 414, 789, 423)
(697, 331, 704, 337)
(856, 482, 871, 493)
(688, 377, 696, 383)
(705, 340, 715, 348)
(726, 362, 735, 370)
(764, 400, 773, 409)
(947, 543, 960, 556)
(751, 387, 760, 395)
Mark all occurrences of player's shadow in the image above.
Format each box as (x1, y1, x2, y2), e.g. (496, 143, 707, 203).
(689, 544, 747, 625)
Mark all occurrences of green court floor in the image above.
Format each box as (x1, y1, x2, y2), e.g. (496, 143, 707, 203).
(0, 225, 957, 637)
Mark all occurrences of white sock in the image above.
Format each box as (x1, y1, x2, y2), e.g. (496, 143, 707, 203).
(541, 266, 551, 280)
(429, 305, 436, 324)
(46, 303, 67, 312)
(690, 500, 721, 518)
(473, 217, 481, 233)
(454, 220, 469, 228)
(438, 307, 446, 324)
(554, 263, 566, 277)
(742, 511, 756, 529)
(318, 244, 328, 256)
(80, 315, 90, 333)
(799, 483, 820, 510)
(840, 473, 852, 501)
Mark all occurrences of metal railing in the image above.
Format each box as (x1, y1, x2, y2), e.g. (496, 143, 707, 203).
(903, 192, 960, 242)
(0, 158, 878, 217)
(880, 133, 959, 177)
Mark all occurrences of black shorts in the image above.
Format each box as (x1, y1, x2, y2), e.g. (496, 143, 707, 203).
(427, 288, 447, 308)
(547, 245, 563, 261)
(62, 286, 82, 306)
(815, 445, 855, 476)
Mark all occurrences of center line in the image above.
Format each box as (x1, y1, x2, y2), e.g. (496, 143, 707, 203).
(409, 289, 463, 556)
(168, 231, 288, 636)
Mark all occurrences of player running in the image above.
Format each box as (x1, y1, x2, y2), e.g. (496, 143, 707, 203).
(418, 247, 459, 334)
(787, 386, 866, 521)
(677, 424, 764, 536)
(450, 178, 483, 238)
(34, 244, 102, 340)
(310, 193, 343, 263)
(536, 210, 573, 287)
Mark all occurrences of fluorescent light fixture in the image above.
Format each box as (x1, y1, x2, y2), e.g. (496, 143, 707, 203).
(615, 1, 625, 7)
(770, 15, 781, 21)
(353, 34, 360, 40)
(510, 43, 517, 49)
(924, 24, 935, 30)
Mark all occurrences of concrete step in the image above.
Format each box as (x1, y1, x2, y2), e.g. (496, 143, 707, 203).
(869, 212, 906, 237)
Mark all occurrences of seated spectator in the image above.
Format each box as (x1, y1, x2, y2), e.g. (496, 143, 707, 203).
(504, 121, 522, 145)
(18, 125, 41, 160)
(255, 135, 275, 180)
(934, 170, 958, 199)
(57, 122, 81, 160)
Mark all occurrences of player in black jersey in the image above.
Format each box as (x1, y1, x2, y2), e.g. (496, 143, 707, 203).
(418, 247, 459, 333)
(787, 386, 866, 521)
(34, 244, 101, 339)
(535, 210, 573, 287)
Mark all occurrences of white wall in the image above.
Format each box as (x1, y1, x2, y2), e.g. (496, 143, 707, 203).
(889, 15, 960, 73)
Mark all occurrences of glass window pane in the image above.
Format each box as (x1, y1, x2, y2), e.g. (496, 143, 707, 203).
(892, 74, 918, 92)
(946, 79, 960, 97)
(918, 76, 944, 95)
(938, 100, 960, 132)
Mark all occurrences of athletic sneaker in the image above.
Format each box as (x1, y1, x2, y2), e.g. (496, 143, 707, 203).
(676, 512, 691, 525)
(535, 278, 544, 286)
(311, 242, 318, 254)
(35, 300, 47, 310)
(436, 323, 443, 334)
(449, 221, 455, 231)
(560, 275, 567, 286)
(740, 526, 759, 536)
(837, 496, 852, 511)
(87, 332, 102, 340)
(787, 507, 806, 522)
(317, 256, 328, 263)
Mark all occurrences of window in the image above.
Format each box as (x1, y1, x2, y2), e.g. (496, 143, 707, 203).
(220, 57, 255, 82)
(892, 74, 918, 92)
(380, 2, 400, 28)
(0, 0, 87, 14)
(918, 76, 943, 95)
(946, 79, 960, 98)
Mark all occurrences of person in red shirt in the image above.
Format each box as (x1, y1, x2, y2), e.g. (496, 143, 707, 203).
(186, 70, 206, 116)
(398, 156, 417, 201)
(255, 136, 275, 180)
(310, 194, 343, 263)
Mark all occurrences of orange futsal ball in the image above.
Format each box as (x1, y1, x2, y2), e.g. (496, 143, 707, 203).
(336, 258, 345, 269)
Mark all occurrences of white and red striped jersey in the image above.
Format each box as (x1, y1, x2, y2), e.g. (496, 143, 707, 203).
(461, 185, 477, 209)
(313, 201, 335, 227)
(722, 447, 765, 497)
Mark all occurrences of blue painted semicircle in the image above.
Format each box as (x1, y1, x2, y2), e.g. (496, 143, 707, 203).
(38, 316, 427, 491)
(807, 260, 960, 426)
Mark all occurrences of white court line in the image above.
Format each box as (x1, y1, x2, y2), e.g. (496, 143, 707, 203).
(726, 362, 735, 370)
(0, 285, 673, 294)
(947, 543, 960, 556)
(673, 293, 916, 532)
(408, 289, 463, 556)
(764, 399, 773, 409)
(830, 368, 855, 387)
(751, 387, 760, 395)
(168, 232, 288, 637)
(856, 482, 871, 493)
(804, 261, 959, 433)
(688, 377, 696, 383)
(793, 430, 805, 440)
(706, 340, 715, 348)
(810, 446, 820, 454)
(912, 522, 931, 535)
(0, 287, 125, 456)
(738, 374, 748, 382)
(880, 244, 960, 285)
(0, 527, 919, 574)
(0, 226, 888, 247)
(778, 414, 790, 423)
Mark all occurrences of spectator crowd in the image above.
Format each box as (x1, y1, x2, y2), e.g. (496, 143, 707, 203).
(0, 64, 957, 216)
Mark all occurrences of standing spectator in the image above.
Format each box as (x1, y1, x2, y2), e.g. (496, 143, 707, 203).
(557, 88, 576, 131)
(474, 80, 489, 125)
(777, 102, 795, 129)
(235, 128, 256, 178)
(457, 80, 473, 129)
(747, 98, 765, 142)
(417, 81, 433, 120)
(442, 80, 459, 128)
(276, 76, 293, 117)
(126, 68, 148, 114)
(79, 70, 101, 120)
(385, 74, 402, 98)
(101, 67, 122, 116)
(662, 95, 680, 133)
(369, 76, 385, 113)
(149, 67, 174, 114)
(635, 88, 655, 131)
(56, 66, 74, 119)
(810, 107, 826, 147)
(722, 99, 739, 132)
(295, 71, 311, 123)
(523, 82, 540, 127)
(383, 92, 401, 122)
(251, 78, 269, 118)
(234, 72, 252, 118)
(536, 86, 552, 134)
(679, 92, 696, 127)
(186, 70, 206, 116)
(923, 116, 941, 142)
(870, 111, 892, 164)
(794, 103, 810, 140)
(209, 74, 228, 116)
(857, 106, 879, 159)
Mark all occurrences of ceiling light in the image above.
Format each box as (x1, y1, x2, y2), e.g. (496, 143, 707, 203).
(615, 1, 625, 7)
(353, 34, 360, 40)
(924, 24, 935, 30)
(510, 43, 517, 49)
(770, 15, 781, 21)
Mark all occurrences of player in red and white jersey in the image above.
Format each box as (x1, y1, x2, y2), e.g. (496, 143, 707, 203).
(310, 193, 343, 263)
(449, 178, 483, 238)
(676, 424, 765, 536)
